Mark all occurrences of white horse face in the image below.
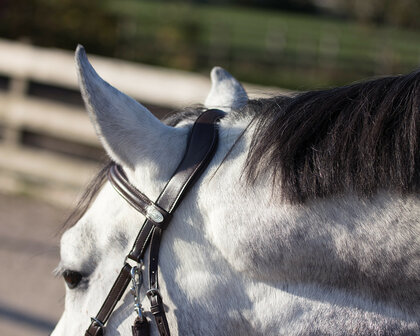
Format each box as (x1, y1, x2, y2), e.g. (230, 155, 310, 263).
(53, 183, 139, 335)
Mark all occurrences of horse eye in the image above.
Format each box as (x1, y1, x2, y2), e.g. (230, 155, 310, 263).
(62, 270, 83, 289)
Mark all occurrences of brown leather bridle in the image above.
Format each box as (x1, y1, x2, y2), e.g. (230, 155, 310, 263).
(85, 109, 226, 336)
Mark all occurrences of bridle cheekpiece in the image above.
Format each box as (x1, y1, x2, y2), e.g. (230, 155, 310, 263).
(85, 109, 225, 336)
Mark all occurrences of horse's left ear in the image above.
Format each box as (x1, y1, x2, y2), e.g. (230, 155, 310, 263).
(204, 67, 248, 112)
(75, 45, 187, 171)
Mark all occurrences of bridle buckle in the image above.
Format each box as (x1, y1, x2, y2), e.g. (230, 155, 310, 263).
(90, 317, 105, 329)
(146, 288, 161, 299)
(86, 109, 225, 336)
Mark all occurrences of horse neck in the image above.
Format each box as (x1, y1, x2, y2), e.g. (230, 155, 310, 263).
(200, 146, 420, 315)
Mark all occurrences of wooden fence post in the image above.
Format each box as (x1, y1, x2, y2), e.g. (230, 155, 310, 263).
(3, 74, 28, 146)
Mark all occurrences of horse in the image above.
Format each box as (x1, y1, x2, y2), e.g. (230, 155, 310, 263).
(51, 45, 420, 336)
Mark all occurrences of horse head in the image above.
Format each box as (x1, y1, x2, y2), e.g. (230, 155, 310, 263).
(52, 47, 420, 336)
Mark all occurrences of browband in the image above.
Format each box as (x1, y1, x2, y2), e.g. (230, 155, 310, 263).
(85, 109, 225, 336)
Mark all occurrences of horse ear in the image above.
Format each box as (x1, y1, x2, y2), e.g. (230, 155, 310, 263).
(75, 45, 184, 170)
(204, 67, 248, 112)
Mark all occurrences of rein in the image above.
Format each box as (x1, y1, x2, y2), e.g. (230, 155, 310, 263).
(85, 109, 226, 336)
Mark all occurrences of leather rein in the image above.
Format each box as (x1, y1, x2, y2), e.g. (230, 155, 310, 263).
(85, 109, 226, 336)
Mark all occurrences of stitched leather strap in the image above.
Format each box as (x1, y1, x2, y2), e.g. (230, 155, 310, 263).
(109, 165, 172, 230)
(127, 109, 225, 262)
(85, 109, 225, 336)
(85, 264, 132, 336)
(148, 288, 170, 336)
(147, 227, 170, 335)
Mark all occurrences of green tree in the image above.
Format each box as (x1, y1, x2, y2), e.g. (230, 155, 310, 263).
(334, 0, 420, 29)
(0, 0, 119, 54)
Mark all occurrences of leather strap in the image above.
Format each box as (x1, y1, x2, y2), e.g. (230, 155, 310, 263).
(148, 287, 170, 336)
(132, 316, 150, 336)
(127, 109, 226, 262)
(146, 227, 170, 335)
(85, 109, 225, 336)
(85, 264, 132, 336)
(109, 165, 172, 230)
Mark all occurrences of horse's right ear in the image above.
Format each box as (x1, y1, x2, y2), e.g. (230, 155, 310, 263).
(205, 67, 248, 112)
(75, 45, 187, 171)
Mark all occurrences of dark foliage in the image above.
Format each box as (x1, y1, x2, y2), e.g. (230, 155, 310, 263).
(0, 0, 119, 56)
(246, 69, 420, 203)
(195, 0, 318, 13)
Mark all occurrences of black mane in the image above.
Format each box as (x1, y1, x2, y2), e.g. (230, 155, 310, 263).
(63, 69, 420, 230)
(246, 69, 420, 203)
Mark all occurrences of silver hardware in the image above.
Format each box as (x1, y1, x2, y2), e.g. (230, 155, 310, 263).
(146, 205, 164, 223)
(146, 288, 161, 298)
(124, 256, 144, 268)
(130, 262, 145, 321)
(91, 317, 105, 328)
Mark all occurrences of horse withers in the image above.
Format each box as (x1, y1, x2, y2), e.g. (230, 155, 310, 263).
(51, 46, 420, 335)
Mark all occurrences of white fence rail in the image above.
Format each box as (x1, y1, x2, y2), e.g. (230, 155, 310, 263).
(0, 39, 284, 207)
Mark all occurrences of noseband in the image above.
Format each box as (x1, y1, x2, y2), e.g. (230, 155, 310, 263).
(85, 109, 225, 336)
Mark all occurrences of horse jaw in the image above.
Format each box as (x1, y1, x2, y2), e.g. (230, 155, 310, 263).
(205, 67, 248, 112)
(75, 45, 188, 185)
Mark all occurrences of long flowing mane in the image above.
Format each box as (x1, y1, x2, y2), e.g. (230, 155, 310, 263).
(246, 69, 420, 203)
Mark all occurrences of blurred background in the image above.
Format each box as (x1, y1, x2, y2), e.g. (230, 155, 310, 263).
(0, 0, 419, 335)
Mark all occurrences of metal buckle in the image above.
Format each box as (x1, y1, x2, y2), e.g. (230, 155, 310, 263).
(129, 260, 145, 321)
(124, 256, 143, 268)
(146, 288, 161, 299)
(90, 317, 105, 328)
(145, 205, 164, 223)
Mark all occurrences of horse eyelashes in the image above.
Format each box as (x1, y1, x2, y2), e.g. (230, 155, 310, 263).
(62, 270, 83, 289)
